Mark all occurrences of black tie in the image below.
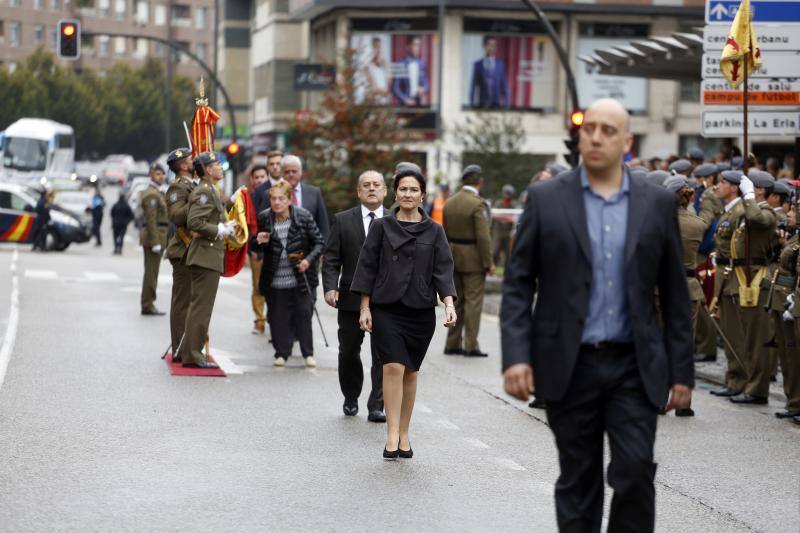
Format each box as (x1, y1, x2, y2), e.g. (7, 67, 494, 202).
(367, 212, 376, 234)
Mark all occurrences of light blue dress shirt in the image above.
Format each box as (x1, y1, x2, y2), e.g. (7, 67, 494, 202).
(579, 166, 633, 344)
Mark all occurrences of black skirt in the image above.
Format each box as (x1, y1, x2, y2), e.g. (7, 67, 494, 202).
(371, 302, 436, 371)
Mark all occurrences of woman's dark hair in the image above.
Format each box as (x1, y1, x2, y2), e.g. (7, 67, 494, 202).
(392, 170, 426, 195)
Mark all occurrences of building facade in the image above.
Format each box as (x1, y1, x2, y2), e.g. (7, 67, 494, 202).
(0, 0, 214, 80)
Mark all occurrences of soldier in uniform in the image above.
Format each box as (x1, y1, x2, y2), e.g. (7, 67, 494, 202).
(664, 175, 710, 417)
(772, 183, 800, 419)
(164, 148, 195, 360)
(730, 170, 779, 404)
(669, 158, 693, 177)
(443, 164, 494, 357)
(140, 163, 169, 315)
(177, 152, 236, 369)
(491, 184, 518, 268)
(710, 171, 777, 400)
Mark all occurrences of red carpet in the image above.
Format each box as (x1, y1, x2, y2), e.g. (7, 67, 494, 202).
(164, 353, 226, 377)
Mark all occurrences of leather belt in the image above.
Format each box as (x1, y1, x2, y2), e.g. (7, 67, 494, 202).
(715, 257, 767, 266)
(686, 269, 696, 277)
(580, 342, 635, 352)
(449, 238, 477, 245)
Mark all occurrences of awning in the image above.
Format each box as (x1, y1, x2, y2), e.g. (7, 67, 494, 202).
(578, 28, 703, 81)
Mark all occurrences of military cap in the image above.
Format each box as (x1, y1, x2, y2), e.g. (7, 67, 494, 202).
(693, 163, 718, 177)
(149, 162, 165, 174)
(668, 159, 692, 174)
(721, 170, 743, 185)
(716, 162, 731, 172)
(748, 169, 775, 189)
(645, 170, 670, 186)
(195, 151, 220, 167)
(731, 156, 744, 169)
(166, 147, 191, 164)
(630, 168, 648, 181)
(687, 147, 705, 161)
(664, 175, 690, 194)
(772, 181, 791, 196)
(461, 164, 483, 181)
(502, 184, 516, 195)
(547, 163, 569, 176)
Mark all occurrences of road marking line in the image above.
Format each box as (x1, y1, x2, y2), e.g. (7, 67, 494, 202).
(462, 437, 490, 449)
(492, 458, 527, 471)
(85, 271, 120, 282)
(208, 348, 244, 375)
(436, 419, 460, 430)
(24, 269, 57, 279)
(0, 248, 20, 390)
(416, 402, 433, 413)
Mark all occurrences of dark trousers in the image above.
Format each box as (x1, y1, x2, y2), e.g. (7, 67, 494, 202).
(337, 309, 383, 411)
(267, 287, 313, 358)
(112, 225, 127, 253)
(141, 247, 162, 312)
(545, 346, 658, 533)
(92, 220, 102, 245)
(177, 265, 220, 365)
(169, 258, 192, 355)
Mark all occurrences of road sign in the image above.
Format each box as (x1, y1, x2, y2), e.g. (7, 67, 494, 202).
(704, 90, 800, 104)
(703, 110, 800, 136)
(702, 51, 800, 78)
(704, 24, 800, 50)
(706, 0, 800, 24)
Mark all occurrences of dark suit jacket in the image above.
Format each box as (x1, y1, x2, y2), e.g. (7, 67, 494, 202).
(298, 182, 330, 242)
(351, 207, 457, 309)
(322, 206, 373, 312)
(500, 168, 694, 408)
(251, 179, 274, 215)
(470, 58, 510, 108)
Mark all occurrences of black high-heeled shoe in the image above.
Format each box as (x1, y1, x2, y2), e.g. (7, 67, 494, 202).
(383, 445, 399, 460)
(398, 442, 413, 459)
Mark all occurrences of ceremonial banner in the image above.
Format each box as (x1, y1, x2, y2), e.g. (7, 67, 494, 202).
(223, 188, 250, 278)
(720, 0, 763, 88)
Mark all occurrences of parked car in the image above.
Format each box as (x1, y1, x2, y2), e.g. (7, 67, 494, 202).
(0, 183, 90, 250)
(54, 189, 94, 227)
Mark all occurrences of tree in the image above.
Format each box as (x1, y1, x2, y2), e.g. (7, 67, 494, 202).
(287, 49, 412, 214)
(453, 113, 548, 199)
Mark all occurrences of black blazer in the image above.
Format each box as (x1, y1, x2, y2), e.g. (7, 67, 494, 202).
(251, 180, 273, 215)
(299, 183, 330, 242)
(322, 206, 376, 312)
(500, 168, 694, 408)
(256, 205, 324, 295)
(351, 207, 457, 309)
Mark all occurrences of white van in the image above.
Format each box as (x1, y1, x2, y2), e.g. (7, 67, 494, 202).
(0, 118, 76, 184)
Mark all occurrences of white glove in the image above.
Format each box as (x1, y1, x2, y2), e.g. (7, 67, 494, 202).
(739, 176, 755, 200)
(151, 244, 162, 254)
(216, 222, 236, 239)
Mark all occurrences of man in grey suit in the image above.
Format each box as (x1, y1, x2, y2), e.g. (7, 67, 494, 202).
(282, 154, 330, 241)
(501, 99, 693, 532)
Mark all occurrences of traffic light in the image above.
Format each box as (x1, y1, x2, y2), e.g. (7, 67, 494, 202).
(225, 143, 240, 157)
(57, 19, 81, 60)
(222, 142, 241, 172)
(565, 109, 584, 167)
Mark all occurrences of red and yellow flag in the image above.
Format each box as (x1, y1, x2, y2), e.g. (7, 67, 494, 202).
(720, 0, 762, 89)
(191, 105, 221, 157)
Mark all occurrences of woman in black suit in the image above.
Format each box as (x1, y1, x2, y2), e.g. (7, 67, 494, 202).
(256, 179, 325, 368)
(351, 167, 457, 459)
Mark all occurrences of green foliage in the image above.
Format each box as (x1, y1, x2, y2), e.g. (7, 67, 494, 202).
(287, 49, 411, 214)
(0, 49, 199, 160)
(453, 113, 547, 199)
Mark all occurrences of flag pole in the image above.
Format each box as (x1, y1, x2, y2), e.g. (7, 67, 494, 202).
(743, 52, 749, 174)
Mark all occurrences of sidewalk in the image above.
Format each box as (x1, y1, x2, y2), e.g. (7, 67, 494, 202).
(483, 281, 788, 404)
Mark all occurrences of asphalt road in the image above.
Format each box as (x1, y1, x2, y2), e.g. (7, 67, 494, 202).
(0, 217, 798, 532)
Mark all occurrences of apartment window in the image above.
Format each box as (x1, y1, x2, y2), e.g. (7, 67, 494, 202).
(34, 0, 44, 9)
(170, 4, 190, 27)
(49, 28, 57, 49)
(115, 0, 125, 21)
(34, 24, 44, 45)
(134, 37, 147, 57)
(98, 35, 110, 56)
(195, 6, 206, 29)
(135, 0, 148, 24)
(50, 0, 60, 10)
(98, 0, 110, 17)
(8, 62, 17, 74)
(196, 42, 206, 62)
(9, 0, 20, 7)
(680, 80, 701, 103)
(174, 41, 189, 63)
(0, 21, 4, 45)
(9, 21, 21, 47)
(154, 41, 165, 57)
(114, 35, 125, 55)
(154, 3, 166, 25)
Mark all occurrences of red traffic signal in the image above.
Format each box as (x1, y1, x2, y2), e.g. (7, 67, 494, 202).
(57, 19, 81, 60)
(225, 143, 240, 156)
(570, 110, 585, 128)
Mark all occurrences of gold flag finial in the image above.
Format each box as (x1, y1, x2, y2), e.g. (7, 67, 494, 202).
(195, 76, 209, 106)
